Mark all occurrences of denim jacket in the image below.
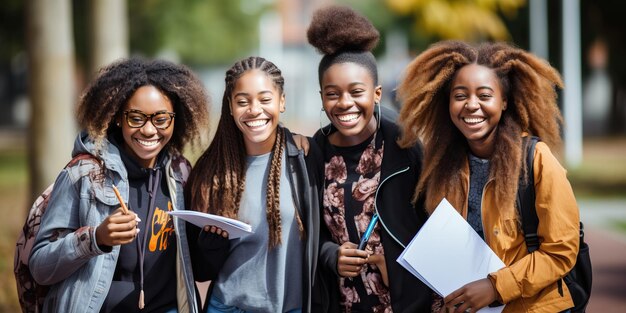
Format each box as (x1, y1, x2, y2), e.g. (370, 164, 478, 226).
(29, 131, 198, 313)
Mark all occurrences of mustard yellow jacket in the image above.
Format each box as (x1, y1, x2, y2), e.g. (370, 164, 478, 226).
(447, 142, 579, 312)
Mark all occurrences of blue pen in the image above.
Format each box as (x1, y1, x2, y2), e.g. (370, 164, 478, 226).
(358, 214, 379, 250)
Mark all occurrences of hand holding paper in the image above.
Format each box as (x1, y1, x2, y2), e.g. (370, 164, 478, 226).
(168, 211, 253, 239)
(396, 198, 505, 313)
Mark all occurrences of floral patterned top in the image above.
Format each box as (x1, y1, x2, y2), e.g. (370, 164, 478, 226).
(322, 130, 392, 313)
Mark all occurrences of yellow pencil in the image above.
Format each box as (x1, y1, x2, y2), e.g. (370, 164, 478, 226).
(112, 185, 129, 215)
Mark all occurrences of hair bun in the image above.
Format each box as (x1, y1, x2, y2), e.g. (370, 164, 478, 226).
(307, 5, 380, 55)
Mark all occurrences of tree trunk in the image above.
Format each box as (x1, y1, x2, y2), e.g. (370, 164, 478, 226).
(89, 0, 128, 76)
(26, 0, 77, 202)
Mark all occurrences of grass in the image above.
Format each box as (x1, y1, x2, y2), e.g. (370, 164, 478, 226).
(614, 220, 626, 233)
(0, 146, 27, 312)
(568, 137, 626, 198)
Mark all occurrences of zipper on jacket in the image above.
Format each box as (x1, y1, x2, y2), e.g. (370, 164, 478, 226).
(374, 166, 410, 248)
(479, 178, 495, 246)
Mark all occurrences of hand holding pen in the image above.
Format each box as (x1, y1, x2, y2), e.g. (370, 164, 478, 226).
(337, 214, 380, 278)
(94, 185, 141, 246)
(337, 241, 369, 278)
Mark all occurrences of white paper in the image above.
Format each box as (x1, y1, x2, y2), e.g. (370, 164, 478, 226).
(397, 198, 505, 313)
(168, 210, 253, 239)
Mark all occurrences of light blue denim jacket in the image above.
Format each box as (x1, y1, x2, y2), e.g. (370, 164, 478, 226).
(29, 132, 198, 313)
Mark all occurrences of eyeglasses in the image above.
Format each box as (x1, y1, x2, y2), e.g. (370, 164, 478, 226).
(123, 110, 176, 129)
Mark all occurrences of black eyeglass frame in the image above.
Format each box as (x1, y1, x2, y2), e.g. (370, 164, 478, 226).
(123, 109, 176, 129)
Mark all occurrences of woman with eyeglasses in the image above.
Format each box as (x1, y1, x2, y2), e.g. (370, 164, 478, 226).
(29, 58, 210, 313)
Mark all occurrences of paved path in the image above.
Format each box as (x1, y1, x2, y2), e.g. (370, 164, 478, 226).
(578, 199, 626, 312)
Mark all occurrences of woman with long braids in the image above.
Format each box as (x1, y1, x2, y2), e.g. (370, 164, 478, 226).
(185, 56, 322, 313)
(305, 5, 435, 312)
(397, 41, 580, 313)
(29, 58, 210, 313)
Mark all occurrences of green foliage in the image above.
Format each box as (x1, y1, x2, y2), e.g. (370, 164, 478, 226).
(338, 0, 433, 53)
(384, 0, 526, 42)
(129, 0, 265, 66)
(0, 0, 25, 60)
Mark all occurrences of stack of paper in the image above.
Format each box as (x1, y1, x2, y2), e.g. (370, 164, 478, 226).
(397, 198, 505, 313)
(168, 211, 253, 239)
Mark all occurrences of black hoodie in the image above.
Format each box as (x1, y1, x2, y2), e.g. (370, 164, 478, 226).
(100, 135, 178, 313)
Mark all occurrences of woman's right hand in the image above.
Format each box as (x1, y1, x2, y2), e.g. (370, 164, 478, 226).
(337, 241, 369, 277)
(95, 207, 140, 247)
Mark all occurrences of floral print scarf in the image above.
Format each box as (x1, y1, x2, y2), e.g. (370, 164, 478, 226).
(322, 131, 392, 313)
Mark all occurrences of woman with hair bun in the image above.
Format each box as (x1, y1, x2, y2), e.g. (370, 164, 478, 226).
(306, 5, 435, 313)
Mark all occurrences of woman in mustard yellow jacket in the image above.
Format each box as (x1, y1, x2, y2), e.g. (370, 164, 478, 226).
(396, 40, 580, 313)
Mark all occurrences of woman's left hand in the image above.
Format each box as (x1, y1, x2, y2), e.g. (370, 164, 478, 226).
(444, 278, 497, 313)
(366, 254, 389, 286)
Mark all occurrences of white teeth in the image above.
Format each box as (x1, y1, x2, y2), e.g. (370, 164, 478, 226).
(337, 113, 360, 122)
(245, 119, 269, 127)
(463, 117, 486, 124)
(137, 139, 159, 146)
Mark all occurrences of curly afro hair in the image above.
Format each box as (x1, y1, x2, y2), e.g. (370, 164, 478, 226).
(76, 57, 210, 154)
(307, 5, 380, 84)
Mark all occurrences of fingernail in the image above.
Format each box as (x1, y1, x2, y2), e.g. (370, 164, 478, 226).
(136, 228, 140, 233)
(135, 214, 141, 222)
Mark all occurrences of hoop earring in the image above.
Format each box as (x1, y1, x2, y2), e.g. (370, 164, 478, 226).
(376, 102, 381, 131)
(319, 108, 330, 136)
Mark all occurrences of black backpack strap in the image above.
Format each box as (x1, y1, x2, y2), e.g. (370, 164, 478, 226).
(517, 136, 540, 253)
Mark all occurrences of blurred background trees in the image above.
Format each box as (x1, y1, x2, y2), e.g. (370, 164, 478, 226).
(1, 1, 626, 310)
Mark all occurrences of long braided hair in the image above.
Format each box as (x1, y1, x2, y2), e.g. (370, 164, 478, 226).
(186, 56, 302, 248)
(397, 41, 563, 215)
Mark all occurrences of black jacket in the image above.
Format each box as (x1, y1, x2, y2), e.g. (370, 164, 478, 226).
(313, 106, 433, 312)
(187, 128, 323, 313)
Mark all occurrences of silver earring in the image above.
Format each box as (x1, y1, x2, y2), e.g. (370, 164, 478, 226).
(319, 108, 330, 136)
(376, 102, 381, 131)
(116, 122, 120, 127)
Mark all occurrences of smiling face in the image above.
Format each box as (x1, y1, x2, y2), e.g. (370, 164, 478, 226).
(230, 69, 285, 155)
(321, 62, 382, 147)
(120, 85, 175, 168)
(449, 63, 507, 158)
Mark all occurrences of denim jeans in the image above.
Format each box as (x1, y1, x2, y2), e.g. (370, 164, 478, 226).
(206, 295, 301, 313)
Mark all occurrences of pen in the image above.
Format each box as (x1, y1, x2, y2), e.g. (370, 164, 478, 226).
(112, 185, 129, 215)
(358, 214, 379, 250)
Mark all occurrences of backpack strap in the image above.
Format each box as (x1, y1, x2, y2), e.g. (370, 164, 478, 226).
(66, 153, 100, 168)
(517, 136, 540, 253)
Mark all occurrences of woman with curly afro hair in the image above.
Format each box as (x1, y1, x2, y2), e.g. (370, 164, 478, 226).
(29, 57, 210, 313)
(397, 41, 580, 313)
(306, 5, 435, 313)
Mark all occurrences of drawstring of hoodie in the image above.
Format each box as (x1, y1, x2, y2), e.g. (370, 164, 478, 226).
(136, 166, 162, 309)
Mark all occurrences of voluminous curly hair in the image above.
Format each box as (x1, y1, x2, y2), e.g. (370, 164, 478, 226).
(185, 56, 303, 248)
(76, 57, 210, 154)
(397, 41, 564, 214)
(307, 5, 380, 85)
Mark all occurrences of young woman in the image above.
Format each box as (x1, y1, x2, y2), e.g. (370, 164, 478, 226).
(29, 58, 210, 313)
(306, 6, 434, 312)
(396, 40, 580, 313)
(184, 56, 322, 313)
